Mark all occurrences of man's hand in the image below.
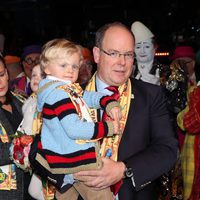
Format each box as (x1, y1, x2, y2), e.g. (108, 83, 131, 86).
(73, 158, 125, 190)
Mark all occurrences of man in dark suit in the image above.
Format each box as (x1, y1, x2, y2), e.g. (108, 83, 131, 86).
(73, 22, 178, 200)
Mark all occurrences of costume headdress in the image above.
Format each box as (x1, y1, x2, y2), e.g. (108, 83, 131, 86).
(131, 21, 154, 43)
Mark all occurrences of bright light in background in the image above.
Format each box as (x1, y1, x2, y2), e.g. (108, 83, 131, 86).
(155, 52, 169, 56)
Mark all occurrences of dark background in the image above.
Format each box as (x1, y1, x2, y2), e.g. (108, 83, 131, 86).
(0, 0, 200, 58)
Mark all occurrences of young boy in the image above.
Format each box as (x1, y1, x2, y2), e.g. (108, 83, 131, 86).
(33, 38, 121, 200)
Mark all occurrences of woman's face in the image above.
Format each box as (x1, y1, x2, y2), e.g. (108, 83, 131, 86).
(0, 61, 9, 102)
(135, 38, 155, 63)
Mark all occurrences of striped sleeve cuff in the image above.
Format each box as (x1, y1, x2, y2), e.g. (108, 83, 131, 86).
(91, 121, 114, 139)
(105, 121, 115, 137)
(100, 95, 118, 110)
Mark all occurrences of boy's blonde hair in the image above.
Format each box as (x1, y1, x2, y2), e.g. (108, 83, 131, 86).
(40, 38, 82, 71)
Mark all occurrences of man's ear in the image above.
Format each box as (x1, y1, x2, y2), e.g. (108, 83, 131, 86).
(22, 60, 26, 68)
(93, 47, 100, 63)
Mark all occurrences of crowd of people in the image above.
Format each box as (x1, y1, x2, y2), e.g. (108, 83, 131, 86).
(0, 20, 199, 200)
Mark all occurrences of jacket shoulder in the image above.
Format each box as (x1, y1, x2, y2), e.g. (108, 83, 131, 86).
(131, 77, 162, 91)
(11, 91, 26, 103)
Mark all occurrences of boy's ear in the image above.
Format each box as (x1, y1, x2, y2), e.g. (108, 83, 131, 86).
(43, 67, 50, 75)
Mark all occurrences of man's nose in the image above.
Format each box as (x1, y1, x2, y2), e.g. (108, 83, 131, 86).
(118, 54, 126, 65)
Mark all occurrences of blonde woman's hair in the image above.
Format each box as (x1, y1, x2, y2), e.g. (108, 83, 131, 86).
(40, 38, 82, 71)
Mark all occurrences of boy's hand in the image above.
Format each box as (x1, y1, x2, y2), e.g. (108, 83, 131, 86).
(108, 107, 122, 121)
(112, 120, 121, 134)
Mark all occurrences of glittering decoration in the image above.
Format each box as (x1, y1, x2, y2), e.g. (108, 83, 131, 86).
(160, 61, 188, 113)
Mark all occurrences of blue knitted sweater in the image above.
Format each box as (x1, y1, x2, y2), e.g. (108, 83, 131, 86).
(36, 77, 117, 177)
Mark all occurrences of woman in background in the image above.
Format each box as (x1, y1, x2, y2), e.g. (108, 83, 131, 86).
(0, 55, 33, 199)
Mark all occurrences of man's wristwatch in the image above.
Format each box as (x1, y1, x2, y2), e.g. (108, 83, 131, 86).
(123, 163, 134, 178)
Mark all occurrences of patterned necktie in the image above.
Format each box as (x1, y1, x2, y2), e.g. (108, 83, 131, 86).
(106, 86, 120, 100)
(101, 86, 123, 196)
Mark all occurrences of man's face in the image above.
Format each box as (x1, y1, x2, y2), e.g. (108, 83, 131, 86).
(135, 38, 155, 63)
(22, 53, 40, 79)
(175, 57, 195, 77)
(77, 60, 93, 84)
(93, 26, 135, 86)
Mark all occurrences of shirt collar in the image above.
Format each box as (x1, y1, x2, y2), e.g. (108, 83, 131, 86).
(96, 75, 113, 95)
(96, 75, 109, 92)
(47, 75, 71, 84)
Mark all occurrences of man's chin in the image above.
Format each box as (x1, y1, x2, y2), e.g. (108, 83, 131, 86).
(112, 77, 127, 86)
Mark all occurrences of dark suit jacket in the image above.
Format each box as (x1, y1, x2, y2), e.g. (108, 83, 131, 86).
(117, 78, 178, 200)
(79, 78, 178, 200)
